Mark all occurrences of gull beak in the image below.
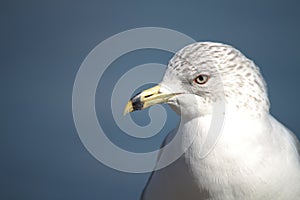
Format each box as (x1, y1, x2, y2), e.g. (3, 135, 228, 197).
(124, 85, 180, 115)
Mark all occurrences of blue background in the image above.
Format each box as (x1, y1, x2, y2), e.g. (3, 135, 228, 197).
(1, 1, 300, 199)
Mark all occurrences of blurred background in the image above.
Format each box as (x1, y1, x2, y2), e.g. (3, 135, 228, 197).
(1, 0, 300, 199)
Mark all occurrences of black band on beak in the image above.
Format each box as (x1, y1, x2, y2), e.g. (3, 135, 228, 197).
(131, 95, 144, 111)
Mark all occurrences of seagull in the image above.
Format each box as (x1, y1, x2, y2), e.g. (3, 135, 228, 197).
(124, 42, 300, 200)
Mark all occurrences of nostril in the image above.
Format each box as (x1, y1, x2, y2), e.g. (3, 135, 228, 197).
(144, 94, 153, 98)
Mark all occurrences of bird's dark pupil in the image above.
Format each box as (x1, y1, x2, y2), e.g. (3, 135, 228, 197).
(198, 76, 204, 81)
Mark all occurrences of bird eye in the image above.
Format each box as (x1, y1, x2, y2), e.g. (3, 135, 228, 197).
(194, 74, 209, 85)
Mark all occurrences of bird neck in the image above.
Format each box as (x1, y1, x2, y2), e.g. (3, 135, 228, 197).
(178, 108, 271, 159)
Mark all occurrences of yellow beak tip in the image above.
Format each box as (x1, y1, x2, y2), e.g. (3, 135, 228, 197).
(123, 100, 133, 115)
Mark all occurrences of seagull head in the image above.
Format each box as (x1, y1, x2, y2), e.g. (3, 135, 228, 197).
(124, 42, 270, 118)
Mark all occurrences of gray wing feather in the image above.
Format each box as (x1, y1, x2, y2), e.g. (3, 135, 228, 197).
(140, 129, 174, 200)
